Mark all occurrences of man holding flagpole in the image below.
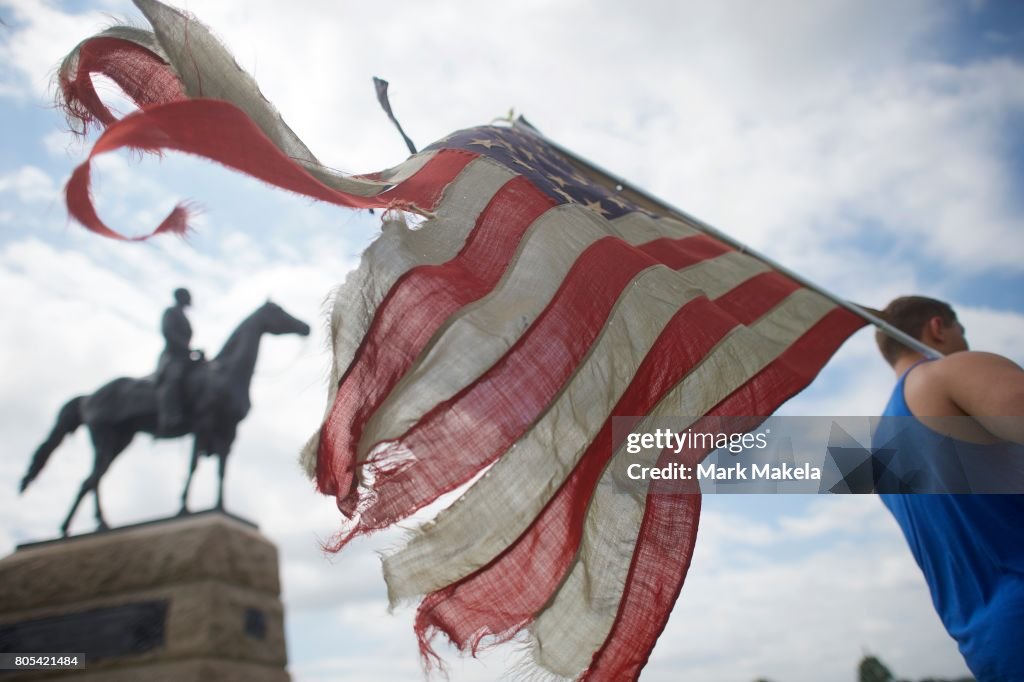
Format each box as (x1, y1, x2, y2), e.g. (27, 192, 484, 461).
(873, 295, 1024, 681)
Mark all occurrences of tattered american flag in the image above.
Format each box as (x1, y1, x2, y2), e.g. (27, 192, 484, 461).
(56, 1, 865, 678)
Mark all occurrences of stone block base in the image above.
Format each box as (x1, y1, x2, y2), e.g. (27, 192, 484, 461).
(0, 512, 289, 681)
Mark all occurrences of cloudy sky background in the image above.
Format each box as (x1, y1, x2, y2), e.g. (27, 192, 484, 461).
(2, 1, 1023, 680)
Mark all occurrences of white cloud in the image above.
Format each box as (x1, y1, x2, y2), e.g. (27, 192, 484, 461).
(41, 128, 84, 158)
(0, 165, 58, 203)
(959, 305, 1024, 364)
(0, 0, 129, 101)
(776, 495, 887, 541)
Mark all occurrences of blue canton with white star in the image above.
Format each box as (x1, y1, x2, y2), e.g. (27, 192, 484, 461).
(426, 126, 649, 220)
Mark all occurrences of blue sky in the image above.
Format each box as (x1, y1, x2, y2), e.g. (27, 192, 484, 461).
(1, 1, 1023, 680)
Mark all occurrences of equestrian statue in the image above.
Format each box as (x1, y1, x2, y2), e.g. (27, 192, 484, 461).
(19, 294, 311, 536)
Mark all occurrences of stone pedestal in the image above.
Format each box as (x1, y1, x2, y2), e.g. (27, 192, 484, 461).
(0, 512, 288, 681)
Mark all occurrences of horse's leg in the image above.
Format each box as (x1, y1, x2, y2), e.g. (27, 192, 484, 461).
(215, 453, 227, 510)
(179, 438, 201, 515)
(61, 469, 93, 537)
(92, 459, 111, 533)
(91, 429, 134, 531)
(61, 426, 107, 536)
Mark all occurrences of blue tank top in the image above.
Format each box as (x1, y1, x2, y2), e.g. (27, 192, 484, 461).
(876, 363, 1024, 681)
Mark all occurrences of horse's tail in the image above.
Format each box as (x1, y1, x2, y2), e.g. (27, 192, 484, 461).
(20, 396, 85, 493)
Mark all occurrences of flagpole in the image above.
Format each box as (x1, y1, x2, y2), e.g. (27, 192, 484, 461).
(512, 117, 942, 361)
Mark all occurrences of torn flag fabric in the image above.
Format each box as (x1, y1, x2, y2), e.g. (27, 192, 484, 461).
(54, 1, 865, 678)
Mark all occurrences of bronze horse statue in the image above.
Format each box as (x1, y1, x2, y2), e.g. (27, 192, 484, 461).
(20, 300, 311, 536)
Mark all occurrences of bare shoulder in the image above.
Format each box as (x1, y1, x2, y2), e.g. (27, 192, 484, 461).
(905, 352, 1024, 417)
(931, 351, 1024, 419)
(905, 351, 1024, 441)
(930, 351, 1024, 378)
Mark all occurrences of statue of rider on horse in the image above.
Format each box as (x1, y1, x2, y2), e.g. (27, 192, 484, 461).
(19, 292, 311, 536)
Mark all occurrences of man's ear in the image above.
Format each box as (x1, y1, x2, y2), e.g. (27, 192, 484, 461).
(926, 316, 946, 342)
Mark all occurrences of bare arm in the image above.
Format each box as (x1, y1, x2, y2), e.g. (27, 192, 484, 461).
(939, 351, 1024, 443)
